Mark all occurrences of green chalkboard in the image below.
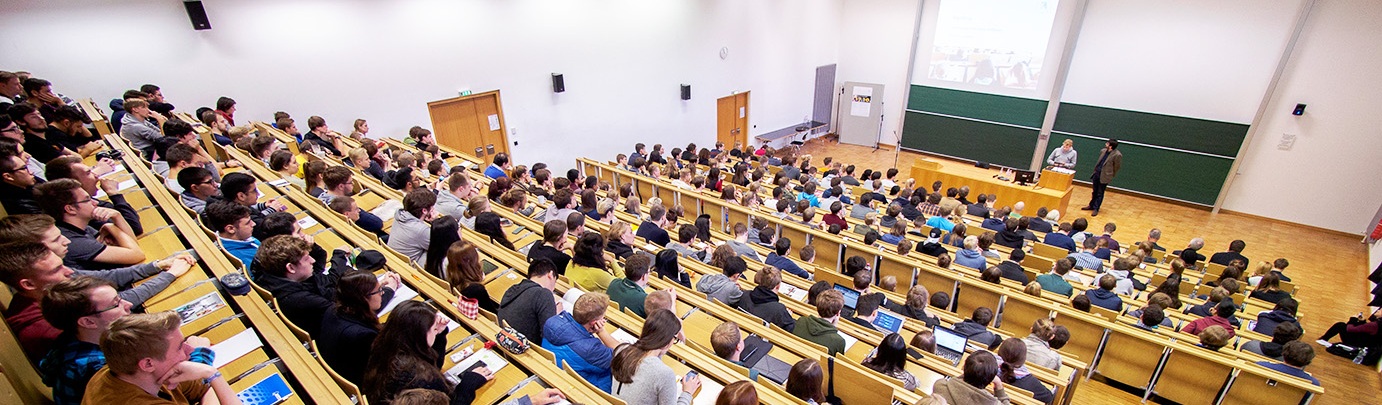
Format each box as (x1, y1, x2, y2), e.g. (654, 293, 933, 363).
(908, 85, 1048, 128)
(1065, 137, 1231, 205)
(1052, 103, 1249, 157)
(901, 111, 1040, 169)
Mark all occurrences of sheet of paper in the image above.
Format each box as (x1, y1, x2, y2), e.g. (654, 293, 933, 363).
(99, 165, 126, 178)
(377, 282, 420, 316)
(839, 331, 859, 352)
(487, 114, 500, 131)
(561, 289, 585, 314)
(447, 319, 462, 333)
(611, 329, 638, 345)
(211, 328, 264, 369)
(117, 179, 138, 191)
(777, 284, 808, 301)
(174, 292, 227, 324)
(267, 178, 290, 187)
(690, 376, 725, 405)
(372, 200, 402, 222)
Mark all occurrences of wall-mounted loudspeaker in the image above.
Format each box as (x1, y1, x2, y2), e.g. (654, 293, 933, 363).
(1292, 103, 1307, 116)
(184, 1, 212, 30)
(680, 84, 691, 100)
(552, 74, 565, 93)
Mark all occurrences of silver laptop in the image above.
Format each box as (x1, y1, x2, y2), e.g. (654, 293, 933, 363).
(872, 309, 905, 334)
(934, 325, 969, 365)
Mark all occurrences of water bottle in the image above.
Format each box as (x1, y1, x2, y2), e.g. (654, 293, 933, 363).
(1354, 347, 1368, 364)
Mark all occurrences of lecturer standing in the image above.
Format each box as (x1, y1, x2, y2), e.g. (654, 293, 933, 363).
(1047, 139, 1078, 168)
(1082, 139, 1122, 216)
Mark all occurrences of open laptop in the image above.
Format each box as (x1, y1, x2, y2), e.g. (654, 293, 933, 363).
(933, 325, 969, 365)
(833, 284, 860, 310)
(872, 308, 905, 334)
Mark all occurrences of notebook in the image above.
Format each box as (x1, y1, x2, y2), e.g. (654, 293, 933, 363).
(833, 284, 860, 310)
(933, 325, 969, 365)
(236, 373, 293, 405)
(871, 308, 905, 334)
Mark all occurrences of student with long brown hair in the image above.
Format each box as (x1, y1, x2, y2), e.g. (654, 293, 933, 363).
(446, 240, 498, 313)
(714, 381, 757, 405)
(611, 310, 700, 404)
(363, 301, 490, 404)
(785, 358, 825, 405)
(997, 338, 1054, 404)
(318, 270, 385, 385)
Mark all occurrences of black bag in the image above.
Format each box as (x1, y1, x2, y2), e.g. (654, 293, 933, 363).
(825, 357, 845, 405)
(1325, 343, 1361, 359)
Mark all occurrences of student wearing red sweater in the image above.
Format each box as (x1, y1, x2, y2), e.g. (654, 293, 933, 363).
(1317, 307, 1381, 348)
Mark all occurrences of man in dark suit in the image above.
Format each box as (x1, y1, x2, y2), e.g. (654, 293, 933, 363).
(997, 250, 1029, 285)
(1209, 240, 1249, 267)
(966, 193, 990, 217)
(1081, 139, 1123, 216)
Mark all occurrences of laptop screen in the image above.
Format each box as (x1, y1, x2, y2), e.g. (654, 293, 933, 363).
(934, 325, 967, 352)
(833, 284, 860, 309)
(872, 309, 904, 334)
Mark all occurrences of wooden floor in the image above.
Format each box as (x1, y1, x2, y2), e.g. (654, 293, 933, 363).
(798, 140, 1378, 405)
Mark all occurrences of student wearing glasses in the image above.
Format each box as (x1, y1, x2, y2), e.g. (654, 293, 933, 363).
(34, 179, 144, 270)
(0, 139, 42, 214)
(318, 270, 392, 386)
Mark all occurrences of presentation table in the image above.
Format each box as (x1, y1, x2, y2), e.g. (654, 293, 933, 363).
(909, 160, 1073, 214)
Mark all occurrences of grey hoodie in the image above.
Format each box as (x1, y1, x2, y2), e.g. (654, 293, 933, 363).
(1106, 269, 1134, 296)
(932, 377, 1010, 405)
(695, 273, 743, 306)
(387, 209, 431, 266)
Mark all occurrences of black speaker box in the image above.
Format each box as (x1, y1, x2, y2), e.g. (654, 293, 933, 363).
(974, 161, 990, 169)
(552, 74, 565, 93)
(680, 84, 691, 100)
(184, 1, 212, 30)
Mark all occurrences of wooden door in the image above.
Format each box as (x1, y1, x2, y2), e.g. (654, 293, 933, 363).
(716, 92, 749, 147)
(427, 90, 510, 161)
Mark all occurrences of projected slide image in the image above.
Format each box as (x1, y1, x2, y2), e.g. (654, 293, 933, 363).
(927, 0, 1060, 90)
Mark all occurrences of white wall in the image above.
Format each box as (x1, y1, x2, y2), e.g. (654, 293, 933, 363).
(837, 0, 920, 146)
(1061, 0, 1300, 123)
(0, 0, 841, 173)
(1222, 0, 1382, 233)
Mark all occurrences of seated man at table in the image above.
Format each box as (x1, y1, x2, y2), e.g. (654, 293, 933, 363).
(1, 241, 77, 361)
(793, 289, 847, 355)
(1067, 237, 1104, 273)
(607, 253, 652, 317)
(82, 312, 244, 405)
(966, 193, 991, 217)
(328, 195, 389, 242)
(1044, 222, 1078, 253)
(220, 172, 288, 241)
(1209, 239, 1250, 267)
(0, 214, 192, 309)
(255, 234, 383, 338)
(710, 321, 761, 381)
(45, 156, 143, 235)
(0, 142, 42, 215)
(1084, 274, 1124, 312)
(542, 292, 620, 392)
(499, 259, 560, 346)
(176, 167, 217, 215)
(635, 204, 671, 247)
(205, 200, 259, 271)
(39, 276, 215, 405)
(953, 307, 1003, 350)
(765, 237, 811, 280)
(35, 179, 145, 270)
(1255, 341, 1320, 386)
(388, 189, 436, 267)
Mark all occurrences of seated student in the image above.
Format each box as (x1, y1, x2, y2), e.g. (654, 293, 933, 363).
(219, 172, 288, 241)
(1249, 272, 1292, 304)
(35, 179, 145, 270)
(1092, 238, 1112, 260)
(567, 231, 620, 292)
(327, 195, 388, 241)
(318, 166, 355, 206)
(1254, 298, 1301, 336)
(844, 292, 888, 333)
(697, 256, 747, 306)
(1209, 239, 1249, 267)
(723, 222, 764, 262)
(610, 310, 702, 404)
(39, 276, 214, 405)
(300, 116, 344, 156)
(318, 271, 386, 386)
(911, 227, 944, 257)
(484, 152, 511, 179)
(793, 289, 848, 355)
(850, 194, 876, 220)
(1105, 257, 1138, 296)
(175, 167, 217, 214)
(256, 235, 374, 337)
(1197, 325, 1232, 352)
(1178, 237, 1208, 269)
(388, 189, 436, 266)
(1035, 258, 1076, 297)
(667, 224, 711, 263)
(363, 301, 492, 405)
(0, 242, 78, 362)
(1184, 301, 1238, 338)
(782, 360, 828, 405)
(45, 156, 143, 235)
(199, 110, 232, 145)
(604, 222, 637, 260)
(997, 250, 1029, 285)
(1131, 304, 1167, 332)
(862, 333, 919, 391)
(738, 266, 796, 332)
(996, 338, 1055, 405)
(1244, 322, 1302, 361)
(83, 312, 242, 405)
(635, 204, 672, 247)
(764, 237, 811, 280)
(1316, 307, 1381, 349)
(955, 235, 988, 270)
(115, 99, 165, 159)
(526, 220, 572, 274)
(42, 105, 100, 156)
(161, 144, 212, 194)
(0, 143, 43, 215)
(710, 321, 761, 381)
(434, 172, 476, 218)
(1084, 274, 1123, 312)
(880, 222, 908, 245)
(203, 200, 260, 270)
(441, 240, 500, 313)
(993, 218, 1026, 249)
(1044, 222, 1078, 253)
(499, 258, 560, 345)
(1021, 318, 1062, 370)
(543, 292, 621, 392)
(954, 307, 1003, 350)
(1257, 341, 1321, 386)
(1067, 237, 1104, 273)
(886, 284, 940, 328)
(980, 266, 1003, 284)
(1128, 294, 1176, 328)
(654, 249, 694, 288)
(269, 150, 306, 188)
(932, 350, 1009, 405)
(608, 253, 654, 317)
